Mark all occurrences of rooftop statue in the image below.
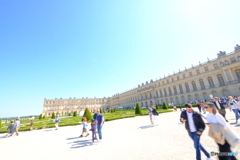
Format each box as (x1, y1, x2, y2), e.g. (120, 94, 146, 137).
(235, 44, 240, 52)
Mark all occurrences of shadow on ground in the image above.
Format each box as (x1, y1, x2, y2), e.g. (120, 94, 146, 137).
(43, 129, 54, 132)
(68, 139, 94, 148)
(138, 125, 153, 129)
(66, 137, 80, 140)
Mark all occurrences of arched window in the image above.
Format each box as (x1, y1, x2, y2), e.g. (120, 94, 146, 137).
(168, 87, 172, 95)
(217, 74, 225, 86)
(159, 89, 163, 97)
(177, 76, 180, 80)
(185, 83, 190, 92)
(164, 88, 167, 97)
(235, 69, 240, 80)
(156, 91, 159, 98)
(179, 84, 183, 94)
(208, 77, 214, 88)
(173, 86, 177, 95)
(199, 79, 205, 89)
(192, 81, 197, 91)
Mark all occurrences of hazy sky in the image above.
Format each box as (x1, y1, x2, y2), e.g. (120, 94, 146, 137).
(1, 0, 240, 117)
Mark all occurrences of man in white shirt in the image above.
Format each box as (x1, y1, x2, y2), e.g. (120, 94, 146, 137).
(180, 103, 212, 160)
(14, 119, 20, 136)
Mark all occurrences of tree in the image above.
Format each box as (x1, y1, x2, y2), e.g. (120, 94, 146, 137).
(162, 102, 168, 109)
(100, 108, 103, 113)
(39, 114, 42, 119)
(155, 104, 159, 110)
(51, 112, 56, 119)
(68, 113, 71, 116)
(83, 108, 92, 121)
(135, 103, 142, 115)
(73, 111, 77, 117)
(0, 119, 2, 128)
(43, 115, 45, 119)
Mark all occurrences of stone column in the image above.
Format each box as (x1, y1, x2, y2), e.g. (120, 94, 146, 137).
(222, 70, 229, 83)
(228, 69, 235, 81)
(212, 74, 219, 86)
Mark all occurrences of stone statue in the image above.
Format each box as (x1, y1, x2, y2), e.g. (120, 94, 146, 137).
(217, 51, 226, 59)
(235, 44, 240, 53)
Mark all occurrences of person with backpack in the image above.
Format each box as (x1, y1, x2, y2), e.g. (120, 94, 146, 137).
(152, 106, 159, 126)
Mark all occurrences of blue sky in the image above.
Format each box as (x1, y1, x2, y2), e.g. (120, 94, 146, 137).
(0, 0, 240, 117)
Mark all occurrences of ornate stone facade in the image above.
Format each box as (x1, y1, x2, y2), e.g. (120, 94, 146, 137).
(43, 45, 240, 116)
(42, 97, 109, 116)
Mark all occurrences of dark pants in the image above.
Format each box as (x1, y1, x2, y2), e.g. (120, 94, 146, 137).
(92, 132, 97, 140)
(197, 107, 201, 112)
(189, 132, 210, 160)
(217, 140, 237, 160)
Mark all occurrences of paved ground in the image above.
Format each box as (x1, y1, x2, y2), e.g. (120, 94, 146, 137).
(1, 109, 240, 160)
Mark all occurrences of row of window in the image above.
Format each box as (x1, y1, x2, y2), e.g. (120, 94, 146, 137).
(159, 69, 239, 86)
(119, 70, 240, 103)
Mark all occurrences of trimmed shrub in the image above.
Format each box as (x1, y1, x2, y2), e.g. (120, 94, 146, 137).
(0, 119, 2, 128)
(192, 104, 197, 107)
(51, 113, 56, 119)
(135, 103, 142, 115)
(162, 102, 168, 109)
(39, 114, 42, 119)
(68, 113, 71, 116)
(83, 108, 92, 121)
(73, 111, 77, 117)
(43, 115, 45, 119)
(155, 104, 158, 110)
(100, 109, 103, 113)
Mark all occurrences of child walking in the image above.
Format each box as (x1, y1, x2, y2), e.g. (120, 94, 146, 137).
(79, 117, 89, 137)
(90, 119, 98, 142)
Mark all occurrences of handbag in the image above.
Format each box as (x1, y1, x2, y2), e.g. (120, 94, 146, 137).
(208, 123, 225, 145)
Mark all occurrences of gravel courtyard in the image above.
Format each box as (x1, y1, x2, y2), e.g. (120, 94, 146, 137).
(1, 109, 240, 160)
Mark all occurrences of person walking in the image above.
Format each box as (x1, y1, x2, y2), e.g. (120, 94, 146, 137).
(180, 103, 212, 160)
(14, 119, 20, 136)
(197, 102, 202, 113)
(200, 103, 206, 114)
(148, 106, 153, 126)
(93, 109, 98, 120)
(30, 120, 34, 131)
(79, 117, 89, 137)
(152, 106, 159, 126)
(228, 96, 240, 123)
(204, 103, 237, 160)
(7, 120, 15, 137)
(96, 110, 104, 141)
(90, 119, 98, 142)
(55, 116, 60, 130)
(213, 97, 228, 122)
(179, 105, 182, 112)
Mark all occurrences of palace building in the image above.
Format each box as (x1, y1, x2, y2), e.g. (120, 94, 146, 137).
(42, 44, 240, 116)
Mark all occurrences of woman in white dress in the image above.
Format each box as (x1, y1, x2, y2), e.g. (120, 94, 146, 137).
(204, 103, 237, 160)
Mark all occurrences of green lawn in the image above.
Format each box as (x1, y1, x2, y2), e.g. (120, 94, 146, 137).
(0, 109, 172, 133)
